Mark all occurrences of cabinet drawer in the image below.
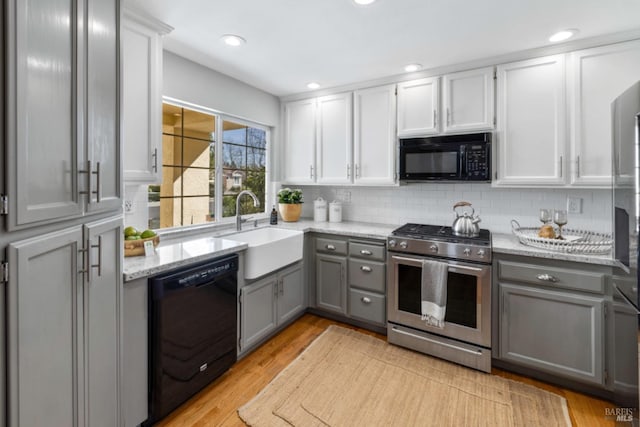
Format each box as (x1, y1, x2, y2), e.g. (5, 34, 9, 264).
(316, 237, 347, 255)
(349, 242, 385, 261)
(349, 289, 386, 325)
(349, 259, 385, 293)
(497, 260, 605, 294)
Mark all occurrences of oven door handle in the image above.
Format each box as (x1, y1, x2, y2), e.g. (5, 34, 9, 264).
(391, 326, 483, 356)
(391, 255, 484, 273)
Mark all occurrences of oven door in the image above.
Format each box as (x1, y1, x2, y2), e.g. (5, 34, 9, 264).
(387, 253, 491, 347)
(399, 143, 461, 180)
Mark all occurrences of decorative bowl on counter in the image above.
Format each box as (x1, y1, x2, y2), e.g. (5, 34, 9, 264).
(124, 235, 160, 257)
(510, 220, 612, 254)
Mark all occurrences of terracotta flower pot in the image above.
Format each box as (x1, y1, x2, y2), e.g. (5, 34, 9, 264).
(278, 203, 302, 222)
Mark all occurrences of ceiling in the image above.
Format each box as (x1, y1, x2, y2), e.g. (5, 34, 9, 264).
(125, 0, 640, 97)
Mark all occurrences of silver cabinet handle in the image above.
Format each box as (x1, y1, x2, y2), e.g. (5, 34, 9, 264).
(576, 155, 580, 178)
(536, 273, 558, 282)
(347, 164, 351, 179)
(79, 160, 92, 204)
(433, 110, 437, 127)
(279, 279, 284, 296)
(361, 297, 371, 304)
(360, 249, 372, 256)
(310, 165, 314, 179)
(90, 235, 102, 279)
(446, 108, 451, 126)
(355, 164, 360, 178)
(326, 244, 336, 251)
(78, 241, 89, 281)
(559, 156, 563, 178)
(152, 148, 158, 173)
(360, 265, 372, 272)
(94, 161, 101, 203)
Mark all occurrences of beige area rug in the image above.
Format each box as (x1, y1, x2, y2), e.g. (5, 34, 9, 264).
(238, 326, 571, 427)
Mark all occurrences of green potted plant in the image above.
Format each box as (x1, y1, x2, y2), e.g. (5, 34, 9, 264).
(277, 188, 303, 222)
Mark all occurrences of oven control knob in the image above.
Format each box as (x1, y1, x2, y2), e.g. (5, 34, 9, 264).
(400, 241, 408, 249)
(388, 239, 397, 248)
(477, 249, 486, 258)
(429, 244, 438, 253)
(463, 248, 471, 256)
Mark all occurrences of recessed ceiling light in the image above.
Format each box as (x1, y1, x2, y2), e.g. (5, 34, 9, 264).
(548, 29, 578, 43)
(307, 82, 320, 90)
(221, 34, 246, 47)
(404, 63, 422, 72)
(354, 0, 376, 4)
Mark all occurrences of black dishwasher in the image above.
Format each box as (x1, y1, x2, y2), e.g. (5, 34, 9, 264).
(147, 254, 238, 425)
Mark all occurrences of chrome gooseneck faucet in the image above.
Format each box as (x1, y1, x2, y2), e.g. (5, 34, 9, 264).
(235, 190, 260, 231)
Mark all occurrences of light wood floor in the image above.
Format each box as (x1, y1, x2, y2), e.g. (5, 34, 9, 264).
(156, 313, 616, 427)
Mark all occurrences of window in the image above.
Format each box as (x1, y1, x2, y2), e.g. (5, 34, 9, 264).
(149, 102, 268, 229)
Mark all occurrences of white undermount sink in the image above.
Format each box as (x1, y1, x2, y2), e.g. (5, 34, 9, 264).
(223, 227, 304, 280)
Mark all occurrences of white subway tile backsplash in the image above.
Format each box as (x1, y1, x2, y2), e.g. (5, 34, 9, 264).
(296, 184, 612, 234)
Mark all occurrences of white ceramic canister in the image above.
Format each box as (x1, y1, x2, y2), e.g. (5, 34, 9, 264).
(329, 200, 342, 223)
(313, 197, 327, 222)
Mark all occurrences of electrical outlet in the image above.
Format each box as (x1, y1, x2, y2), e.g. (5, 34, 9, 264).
(567, 197, 582, 214)
(124, 200, 135, 214)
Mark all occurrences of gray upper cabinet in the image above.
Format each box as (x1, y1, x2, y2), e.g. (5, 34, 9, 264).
(5, 0, 121, 230)
(7, 216, 123, 426)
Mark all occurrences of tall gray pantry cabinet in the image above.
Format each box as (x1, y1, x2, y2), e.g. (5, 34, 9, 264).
(1, 0, 123, 425)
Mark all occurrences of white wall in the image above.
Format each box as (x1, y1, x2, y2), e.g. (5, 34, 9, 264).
(295, 184, 612, 235)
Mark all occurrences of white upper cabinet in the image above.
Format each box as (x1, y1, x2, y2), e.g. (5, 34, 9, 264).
(5, 0, 121, 230)
(283, 98, 317, 184)
(122, 8, 172, 183)
(283, 86, 397, 186)
(316, 93, 353, 184)
(569, 39, 640, 186)
(354, 85, 397, 185)
(442, 67, 495, 133)
(495, 55, 567, 186)
(397, 77, 440, 137)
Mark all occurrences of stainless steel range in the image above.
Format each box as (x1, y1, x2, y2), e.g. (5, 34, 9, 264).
(387, 223, 492, 373)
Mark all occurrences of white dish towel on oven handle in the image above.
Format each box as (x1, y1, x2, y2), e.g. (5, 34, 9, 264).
(421, 259, 448, 328)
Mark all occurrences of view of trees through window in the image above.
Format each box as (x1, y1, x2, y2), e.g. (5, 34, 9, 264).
(148, 103, 267, 229)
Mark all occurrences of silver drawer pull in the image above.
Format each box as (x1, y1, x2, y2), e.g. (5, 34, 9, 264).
(361, 297, 371, 304)
(536, 273, 558, 282)
(360, 265, 372, 272)
(326, 244, 336, 251)
(360, 249, 373, 255)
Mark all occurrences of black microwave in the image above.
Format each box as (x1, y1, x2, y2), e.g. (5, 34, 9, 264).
(399, 132, 492, 181)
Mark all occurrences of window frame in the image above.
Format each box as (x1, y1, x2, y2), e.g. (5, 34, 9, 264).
(161, 96, 271, 229)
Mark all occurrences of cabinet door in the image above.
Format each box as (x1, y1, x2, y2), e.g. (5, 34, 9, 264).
(85, 0, 122, 213)
(397, 77, 440, 137)
(443, 67, 495, 133)
(122, 278, 149, 427)
(315, 253, 347, 314)
(283, 99, 316, 184)
(84, 216, 123, 427)
(277, 264, 305, 324)
(354, 85, 397, 185)
(612, 300, 639, 398)
(495, 55, 566, 186)
(569, 40, 640, 186)
(6, 0, 83, 229)
(240, 276, 277, 351)
(499, 283, 605, 386)
(316, 93, 353, 184)
(122, 10, 168, 183)
(7, 227, 84, 427)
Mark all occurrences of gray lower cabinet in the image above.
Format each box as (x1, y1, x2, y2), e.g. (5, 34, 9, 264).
(494, 254, 610, 388)
(612, 297, 638, 397)
(123, 277, 149, 427)
(7, 216, 123, 426)
(499, 282, 605, 385)
(316, 253, 348, 314)
(240, 262, 304, 354)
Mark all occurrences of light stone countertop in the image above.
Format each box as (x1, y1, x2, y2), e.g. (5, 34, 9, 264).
(123, 219, 619, 282)
(123, 236, 247, 282)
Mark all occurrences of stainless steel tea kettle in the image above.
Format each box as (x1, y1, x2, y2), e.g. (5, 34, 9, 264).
(452, 201, 481, 237)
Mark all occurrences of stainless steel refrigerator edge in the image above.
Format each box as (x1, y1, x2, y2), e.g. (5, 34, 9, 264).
(612, 80, 640, 424)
